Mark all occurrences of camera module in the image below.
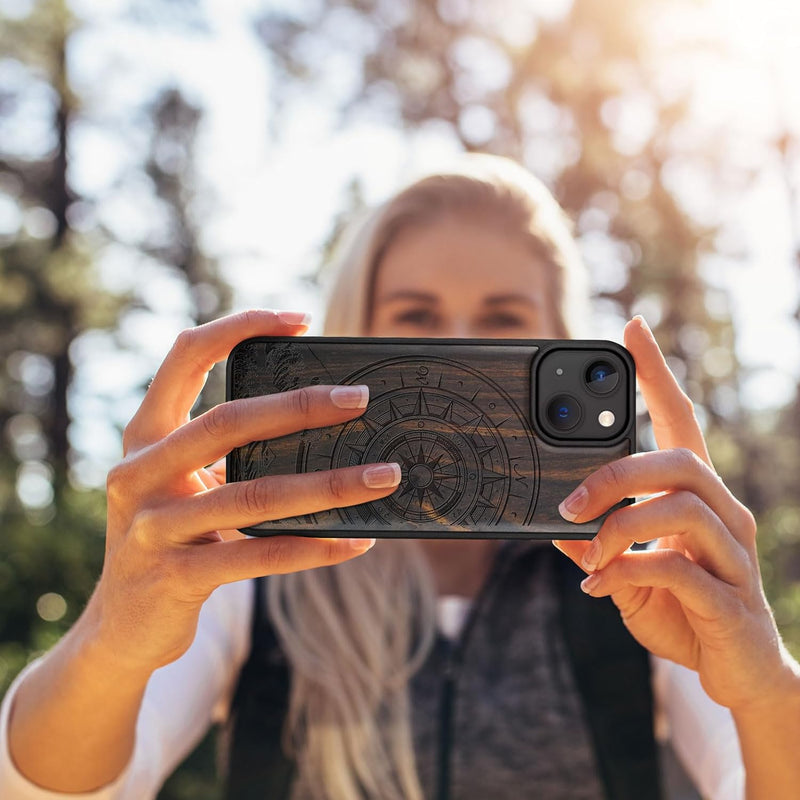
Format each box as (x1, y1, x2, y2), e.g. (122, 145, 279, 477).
(534, 345, 630, 444)
(546, 394, 582, 431)
(585, 360, 619, 395)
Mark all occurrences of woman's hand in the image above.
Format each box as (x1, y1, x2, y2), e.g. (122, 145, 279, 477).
(553, 316, 799, 715)
(87, 309, 401, 675)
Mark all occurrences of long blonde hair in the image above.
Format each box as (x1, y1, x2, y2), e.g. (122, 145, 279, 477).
(266, 154, 588, 800)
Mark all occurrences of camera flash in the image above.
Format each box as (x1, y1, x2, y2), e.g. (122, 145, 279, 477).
(556, 368, 564, 376)
(598, 410, 615, 427)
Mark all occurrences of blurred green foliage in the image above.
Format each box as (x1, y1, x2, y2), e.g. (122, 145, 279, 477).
(1, 0, 800, 798)
(0, 484, 106, 695)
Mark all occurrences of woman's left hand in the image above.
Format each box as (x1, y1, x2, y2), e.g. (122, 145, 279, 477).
(554, 316, 797, 715)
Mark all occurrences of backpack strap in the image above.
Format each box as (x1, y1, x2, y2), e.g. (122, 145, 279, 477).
(557, 555, 663, 800)
(222, 576, 295, 800)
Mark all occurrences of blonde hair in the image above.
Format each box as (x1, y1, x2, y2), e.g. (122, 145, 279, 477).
(267, 543, 436, 800)
(266, 154, 590, 800)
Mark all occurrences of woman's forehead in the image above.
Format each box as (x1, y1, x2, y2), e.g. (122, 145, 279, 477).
(374, 220, 548, 299)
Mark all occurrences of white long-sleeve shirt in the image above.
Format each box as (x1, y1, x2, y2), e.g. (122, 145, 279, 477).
(0, 579, 745, 799)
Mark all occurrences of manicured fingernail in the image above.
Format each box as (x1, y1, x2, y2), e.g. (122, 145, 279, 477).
(330, 385, 369, 409)
(350, 538, 376, 552)
(633, 314, 653, 337)
(559, 486, 588, 521)
(580, 573, 601, 594)
(363, 463, 401, 489)
(277, 310, 312, 326)
(581, 538, 602, 571)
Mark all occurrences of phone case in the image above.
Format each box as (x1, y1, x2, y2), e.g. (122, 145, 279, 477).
(226, 337, 635, 539)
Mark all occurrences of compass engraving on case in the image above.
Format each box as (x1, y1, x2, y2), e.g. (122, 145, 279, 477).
(299, 355, 540, 530)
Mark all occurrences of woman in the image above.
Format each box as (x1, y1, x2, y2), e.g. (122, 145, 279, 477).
(2, 155, 799, 800)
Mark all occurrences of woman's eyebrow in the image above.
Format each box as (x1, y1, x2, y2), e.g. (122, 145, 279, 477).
(378, 290, 439, 304)
(484, 293, 542, 308)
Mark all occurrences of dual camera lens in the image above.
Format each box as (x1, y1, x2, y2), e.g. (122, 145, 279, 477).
(546, 394, 582, 431)
(585, 361, 619, 395)
(544, 360, 619, 433)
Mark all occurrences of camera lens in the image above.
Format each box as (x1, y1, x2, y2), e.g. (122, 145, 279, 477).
(546, 394, 582, 431)
(585, 360, 619, 395)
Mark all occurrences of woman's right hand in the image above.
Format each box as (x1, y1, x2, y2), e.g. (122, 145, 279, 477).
(85, 309, 400, 675)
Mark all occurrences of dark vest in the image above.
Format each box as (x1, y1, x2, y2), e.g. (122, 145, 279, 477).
(222, 544, 662, 800)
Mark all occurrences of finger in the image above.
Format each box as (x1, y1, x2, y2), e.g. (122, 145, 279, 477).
(580, 491, 750, 586)
(552, 538, 591, 569)
(198, 460, 246, 542)
(558, 449, 754, 547)
(191, 535, 377, 590)
(136, 463, 402, 543)
(208, 457, 226, 478)
(578, 548, 737, 624)
(136, 384, 370, 484)
(199, 458, 227, 490)
(218, 527, 247, 542)
(125, 309, 310, 450)
(624, 316, 712, 467)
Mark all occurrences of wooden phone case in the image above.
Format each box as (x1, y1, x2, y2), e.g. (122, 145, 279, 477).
(226, 337, 635, 539)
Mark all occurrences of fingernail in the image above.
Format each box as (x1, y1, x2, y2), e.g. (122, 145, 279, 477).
(277, 310, 312, 326)
(363, 463, 401, 489)
(581, 538, 602, 571)
(559, 486, 588, 521)
(552, 540, 565, 554)
(350, 538, 376, 552)
(580, 573, 601, 594)
(634, 314, 653, 337)
(330, 385, 369, 409)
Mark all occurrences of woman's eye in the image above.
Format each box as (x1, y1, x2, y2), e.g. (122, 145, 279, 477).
(393, 308, 441, 328)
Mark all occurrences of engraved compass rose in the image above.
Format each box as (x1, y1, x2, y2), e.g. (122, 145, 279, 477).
(400, 443, 448, 503)
(330, 387, 510, 525)
(296, 355, 540, 532)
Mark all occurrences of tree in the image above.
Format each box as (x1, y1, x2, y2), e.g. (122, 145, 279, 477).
(1, 3, 227, 796)
(0, 0, 114, 693)
(0, 0, 227, 695)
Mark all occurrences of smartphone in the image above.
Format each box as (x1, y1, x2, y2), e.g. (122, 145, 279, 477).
(226, 337, 635, 540)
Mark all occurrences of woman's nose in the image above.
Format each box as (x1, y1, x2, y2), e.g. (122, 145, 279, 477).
(436, 319, 475, 338)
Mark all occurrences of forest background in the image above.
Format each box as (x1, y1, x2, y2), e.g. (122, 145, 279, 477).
(2, 0, 800, 796)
